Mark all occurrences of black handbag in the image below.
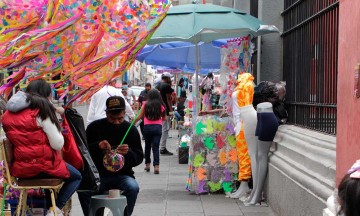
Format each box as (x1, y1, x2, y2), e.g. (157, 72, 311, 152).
(64, 108, 101, 192)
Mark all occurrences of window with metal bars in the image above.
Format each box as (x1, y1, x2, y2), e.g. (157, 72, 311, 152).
(282, 0, 339, 134)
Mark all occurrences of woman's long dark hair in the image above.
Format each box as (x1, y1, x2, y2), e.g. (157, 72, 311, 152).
(26, 79, 61, 131)
(338, 173, 360, 216)
(145, 89, 165, 121)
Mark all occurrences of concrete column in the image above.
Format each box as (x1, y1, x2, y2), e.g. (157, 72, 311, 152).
(257, 0, 283, 82)
(233, 0, 250, 12)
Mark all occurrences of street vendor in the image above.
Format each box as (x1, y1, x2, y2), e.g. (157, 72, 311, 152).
(78, 96, 143, 216)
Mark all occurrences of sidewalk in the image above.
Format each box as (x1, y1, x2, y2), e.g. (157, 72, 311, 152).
(71, 105, 276, 216)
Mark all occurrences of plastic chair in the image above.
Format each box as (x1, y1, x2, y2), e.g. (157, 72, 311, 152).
(89, 195, 127, 216)
(0, 138, 64, 216)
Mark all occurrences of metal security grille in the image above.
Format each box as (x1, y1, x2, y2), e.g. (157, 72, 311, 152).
(282, 0, 339, 134)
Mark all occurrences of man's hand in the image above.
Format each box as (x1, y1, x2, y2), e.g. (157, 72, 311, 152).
(99, 140, 111, 152)
(116, 144, 129, 155)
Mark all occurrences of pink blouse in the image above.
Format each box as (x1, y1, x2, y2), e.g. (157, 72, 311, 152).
(142, 102, 165, 125)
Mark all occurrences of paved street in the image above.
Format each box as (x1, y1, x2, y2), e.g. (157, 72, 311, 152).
(70, 105, 276, 216)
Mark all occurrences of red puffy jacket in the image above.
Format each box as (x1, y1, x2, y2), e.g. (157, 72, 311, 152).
(2, 108, 69, 179)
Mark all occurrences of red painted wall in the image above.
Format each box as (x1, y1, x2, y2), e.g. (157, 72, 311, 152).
(336, 0, 360, 184)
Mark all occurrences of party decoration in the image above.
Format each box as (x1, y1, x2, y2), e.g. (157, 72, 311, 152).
(218, 36, 253, 115)
(186, 153, 193, 191)
(211, 168, 223, 182)
(227, 148, 237, 163)
(223, 168, 232, 182)
(216, 133, 226, 149)
(227, 162, 238, 174)
(195, 121, 206, 135)
(227, 136, 236, 148)
(213, 121, 226, 132)
(193, 139, 205, 153)
(225, 122, 235, 135)
(0, 0, 171, 103)
(208, 181, 222, 192)
(197, 180, 207, 194)
(196, 167, 207, 181)
(206, 151, 218, 167)
(222, 182, 233, 193)
(188, 116, 240, 194)
(205, 118, 214, 134)
(204, 136, 215, 150)
(193, 153, 205, 168)
(0, 161, 21, 201)
(218, 149, 227, 166)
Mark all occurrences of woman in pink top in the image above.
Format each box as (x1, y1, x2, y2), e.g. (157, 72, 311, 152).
(135, 89, 166, 174)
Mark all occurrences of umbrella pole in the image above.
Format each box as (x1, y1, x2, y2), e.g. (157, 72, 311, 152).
(194, 42, 199, 116)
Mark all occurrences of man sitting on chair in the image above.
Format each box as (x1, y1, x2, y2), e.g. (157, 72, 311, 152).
(78, 96, 144, 216)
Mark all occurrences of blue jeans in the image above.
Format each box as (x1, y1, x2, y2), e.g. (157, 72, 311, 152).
(174, 111, 183, 121)
(78, 175, 139, 216)
(57, 163, 82, 209)
(143, 124, 162, 166)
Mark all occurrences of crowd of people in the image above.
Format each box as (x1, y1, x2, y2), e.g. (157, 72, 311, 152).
(0, 75, 188, 216)
(1, 77, 358, 216)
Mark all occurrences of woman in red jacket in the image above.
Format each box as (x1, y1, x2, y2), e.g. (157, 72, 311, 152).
(2, 79, 81, 216)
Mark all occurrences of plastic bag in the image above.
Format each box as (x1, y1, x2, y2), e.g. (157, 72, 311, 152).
(61, 116, 83, 170)
(64, 108, 100, 192)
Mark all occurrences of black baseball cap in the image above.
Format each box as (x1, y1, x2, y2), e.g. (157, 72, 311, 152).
(105, 96, 126, 111)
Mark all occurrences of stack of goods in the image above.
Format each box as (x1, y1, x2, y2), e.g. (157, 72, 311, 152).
(186, 116, 238, 194)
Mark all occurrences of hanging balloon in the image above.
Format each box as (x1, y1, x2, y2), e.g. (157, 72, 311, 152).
(98, 0, 151, 39)
(0, 0, 47, 11)
(148, 0, 171, 18)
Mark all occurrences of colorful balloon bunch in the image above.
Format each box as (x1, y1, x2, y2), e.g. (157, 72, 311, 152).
(0, 0, 171, 103)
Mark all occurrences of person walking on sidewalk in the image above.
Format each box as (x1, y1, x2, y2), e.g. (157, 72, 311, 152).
(138, 83, 151, 138)
(87, 79, 134, 125)
(135, 89, 166, 174)
(79, 96, 144, 216)
(156, 72, 174, 155)
(122, 81, 136, 109)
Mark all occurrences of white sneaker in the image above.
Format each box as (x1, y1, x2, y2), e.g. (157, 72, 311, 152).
(46, 207, 63, 216)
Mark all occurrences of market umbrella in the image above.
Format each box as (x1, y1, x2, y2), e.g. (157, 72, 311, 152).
(152, 65, 219, 75)
(136, 40, 225, 70)
(146, 4, 279, 113)
(147, 4, 278, 44)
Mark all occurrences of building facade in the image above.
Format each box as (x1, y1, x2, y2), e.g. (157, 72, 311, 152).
(336, 0, 360, 184)
(173, 1, 343, 215)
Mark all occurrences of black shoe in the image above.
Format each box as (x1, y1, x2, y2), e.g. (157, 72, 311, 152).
(160, 148, 174, 155)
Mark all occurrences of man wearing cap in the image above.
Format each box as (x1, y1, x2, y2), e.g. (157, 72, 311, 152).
(87, 80, 135, 126)
(78, 96, 144, 216)
(156, 72, 174, 155)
